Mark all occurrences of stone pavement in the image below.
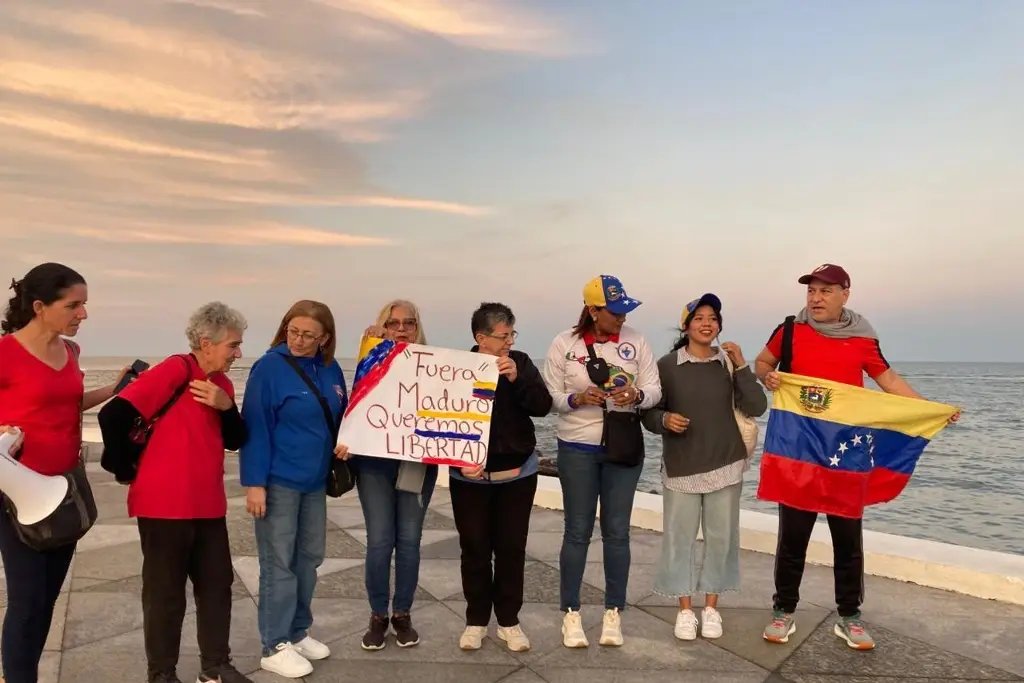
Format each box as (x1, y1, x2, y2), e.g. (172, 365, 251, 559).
(3, 455, 1023, 683)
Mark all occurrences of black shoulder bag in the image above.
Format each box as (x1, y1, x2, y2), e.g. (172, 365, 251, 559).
(585, 342, 645, 467)
(100, 354, 191, 483)
(778, 315, 795, 373)
(279, 356, 355, 498)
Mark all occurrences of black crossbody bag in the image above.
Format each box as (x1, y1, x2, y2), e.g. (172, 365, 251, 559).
(584, 342, 645, 467)
(280, 356, 355, 498)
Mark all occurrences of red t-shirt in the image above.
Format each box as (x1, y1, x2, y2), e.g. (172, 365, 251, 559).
(0, 336, 84, 476)
(765, 322, 890, 387)
(120, 353, 234, 520)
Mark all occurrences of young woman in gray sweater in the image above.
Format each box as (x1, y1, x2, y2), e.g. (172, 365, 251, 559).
(641, 293, 768, 641)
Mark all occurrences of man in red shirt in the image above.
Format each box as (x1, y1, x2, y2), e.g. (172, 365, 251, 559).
(753, 263, 959, 651)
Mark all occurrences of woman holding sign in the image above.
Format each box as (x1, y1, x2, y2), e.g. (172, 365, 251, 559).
(343, 299, 438, 652)
(451, 303, 552, 653)
(541, 275, 662, 649)
(239, 300, 349, 679)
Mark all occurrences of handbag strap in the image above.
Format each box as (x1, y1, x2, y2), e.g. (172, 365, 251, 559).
(280, 355, 339, 440)
(150, 355, 193, 424)
(65, 340, 86, 466)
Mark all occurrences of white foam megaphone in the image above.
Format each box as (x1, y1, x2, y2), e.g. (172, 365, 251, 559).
(0, 429, 70, 526)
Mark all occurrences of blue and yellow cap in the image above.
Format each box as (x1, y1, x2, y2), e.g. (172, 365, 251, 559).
(583, 275, 642, 315)
(681, 292, 722, 328)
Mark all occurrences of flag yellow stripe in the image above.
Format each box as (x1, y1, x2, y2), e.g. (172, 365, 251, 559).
(773, 372, 956, 440)
(472, 382, 497, 390)
(416, 410, 491, 422)
(357, 335, 385, 361)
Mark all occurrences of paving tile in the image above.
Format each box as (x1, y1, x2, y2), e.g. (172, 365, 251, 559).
(779, 618, 1021, 681)
(252, 659, 519, 683)
(316, 601, 519, 665)
(312, 563, 435, 604)
(447, 561, 604, 606)
(640, 605, 830, 671)
(529, 603, 766, 674)
(10, 463, 1023, 683)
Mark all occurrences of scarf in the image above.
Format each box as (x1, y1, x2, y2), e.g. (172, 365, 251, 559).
(794, 307, 877, 339)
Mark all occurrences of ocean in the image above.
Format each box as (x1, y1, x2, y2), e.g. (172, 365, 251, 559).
(80, 357, 1024, 556)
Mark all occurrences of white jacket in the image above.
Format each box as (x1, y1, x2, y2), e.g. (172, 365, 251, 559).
(541, 326, 662, 449)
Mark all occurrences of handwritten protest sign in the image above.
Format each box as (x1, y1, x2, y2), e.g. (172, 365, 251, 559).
(337, 337, 500, 468)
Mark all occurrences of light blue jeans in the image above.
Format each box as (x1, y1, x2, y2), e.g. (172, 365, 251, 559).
(254, 484, 327, 656)
(354, 459, 437, 615)
(655, 482, 742, 597)
(557, 443, 643, 611)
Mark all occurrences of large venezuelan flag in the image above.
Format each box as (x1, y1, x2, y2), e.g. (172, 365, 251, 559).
(757, 372, 957, 519)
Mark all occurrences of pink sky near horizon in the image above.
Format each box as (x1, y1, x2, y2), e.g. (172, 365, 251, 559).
(1, 0, 1021, 360)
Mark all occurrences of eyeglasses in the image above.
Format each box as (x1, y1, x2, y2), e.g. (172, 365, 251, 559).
(384, 318, 418, 330)
(486, 330, 518, 344)
(286, 327, 320, 342)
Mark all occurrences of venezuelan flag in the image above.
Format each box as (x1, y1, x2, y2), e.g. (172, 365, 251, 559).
(345, 336, 408, 416)
(757, 372, 957, 519)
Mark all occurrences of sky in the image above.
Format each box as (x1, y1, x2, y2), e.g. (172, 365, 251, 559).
(1, 0, 1021, 362)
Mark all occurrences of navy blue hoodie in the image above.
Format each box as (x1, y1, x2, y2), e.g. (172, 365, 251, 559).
(239, 343, 348, 493)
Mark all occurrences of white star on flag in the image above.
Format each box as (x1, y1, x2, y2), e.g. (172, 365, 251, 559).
(838, 442, 848, 453)
(852, 434, 862, 446)
(829, 454, 840, 467)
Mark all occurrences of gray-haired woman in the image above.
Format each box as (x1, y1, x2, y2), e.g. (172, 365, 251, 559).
(99, 302, 252, 683)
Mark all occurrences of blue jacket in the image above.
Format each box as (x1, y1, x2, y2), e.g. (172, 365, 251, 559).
(239, 343, 348, 492)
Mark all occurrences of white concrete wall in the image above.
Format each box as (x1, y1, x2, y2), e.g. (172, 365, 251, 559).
(436, 465, 1024, 607)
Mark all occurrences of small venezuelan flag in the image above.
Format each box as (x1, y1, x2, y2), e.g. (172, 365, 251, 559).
(757, 372, 957, 519)
(472, 381, 496, 400)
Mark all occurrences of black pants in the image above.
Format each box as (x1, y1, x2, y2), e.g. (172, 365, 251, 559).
(0, 508, 76, 683)
(773, 504, 864, 617)
(449, 473, 537, 627)
(138, 517, 235, 680)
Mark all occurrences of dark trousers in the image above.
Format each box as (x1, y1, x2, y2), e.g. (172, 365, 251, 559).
(0, 508, 76, 683)
(772, 504, 864, 617)
(138, 517, 235, 680)
(449, 473, 537, 627)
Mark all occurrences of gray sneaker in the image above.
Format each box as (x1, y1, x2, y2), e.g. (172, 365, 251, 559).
(762, 609, 796, 644)
(834, 613, 875, 650)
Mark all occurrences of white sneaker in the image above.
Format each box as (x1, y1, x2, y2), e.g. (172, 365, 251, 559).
(260, 642, 313, 679)
(701, 607, 723, 639)
(497, 624, 531, 652)
(599, 608, 623, 646)
(674, 608, 698, 641)
(459, 625, 488, 650)
(293, 635, 331, 660)
(561, 609, 588, 648)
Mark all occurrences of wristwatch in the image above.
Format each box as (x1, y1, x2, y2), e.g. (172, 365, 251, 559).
(633, 389, 645, 405)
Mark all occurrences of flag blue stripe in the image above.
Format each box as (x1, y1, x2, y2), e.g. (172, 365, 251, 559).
(764, 409, 929, 475)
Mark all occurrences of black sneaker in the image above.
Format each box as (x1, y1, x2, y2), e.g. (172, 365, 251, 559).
(150, 673, 183, 683)
(197, 661, 253, 683)
(392, 612, 420, 647)
(361, 613, 390, 651)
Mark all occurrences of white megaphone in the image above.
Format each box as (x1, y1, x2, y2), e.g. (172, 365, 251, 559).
(0, 429, 70, 526)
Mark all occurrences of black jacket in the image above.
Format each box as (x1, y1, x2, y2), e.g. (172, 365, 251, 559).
(472, 347, 552, 472)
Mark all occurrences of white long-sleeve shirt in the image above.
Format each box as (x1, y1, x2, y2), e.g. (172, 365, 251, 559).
(541, 326, 662, 450)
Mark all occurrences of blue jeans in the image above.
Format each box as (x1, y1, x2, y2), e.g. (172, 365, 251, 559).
(557, 443, 643, 611)
(355, 461, 437, 614)
(254, 484, 327, 655)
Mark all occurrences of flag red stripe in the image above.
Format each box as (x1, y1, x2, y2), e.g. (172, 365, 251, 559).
(756, 452, 868, 519)
(863, 467, 912, 505)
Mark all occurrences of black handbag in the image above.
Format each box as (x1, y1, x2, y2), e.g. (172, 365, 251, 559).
(99, 355, 191, 483)
(279, 356, 355, 498)
(585, 343, 645, 467)
(2, 341, 98, 551)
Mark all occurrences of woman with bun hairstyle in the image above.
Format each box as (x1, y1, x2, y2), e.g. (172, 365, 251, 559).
(0, 263, 128, 683)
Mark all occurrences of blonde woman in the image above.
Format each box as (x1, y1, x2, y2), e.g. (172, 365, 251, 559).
(342, 300, 437, 651)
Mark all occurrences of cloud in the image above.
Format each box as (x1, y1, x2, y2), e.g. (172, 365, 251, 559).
(0, 0, 565, 250)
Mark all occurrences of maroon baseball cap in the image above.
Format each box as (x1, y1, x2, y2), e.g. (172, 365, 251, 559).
(797, 263, 850, 288)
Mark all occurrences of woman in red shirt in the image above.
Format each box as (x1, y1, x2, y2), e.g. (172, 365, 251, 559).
(0, 262, 127, 683)
(98, 301, 250, 683)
